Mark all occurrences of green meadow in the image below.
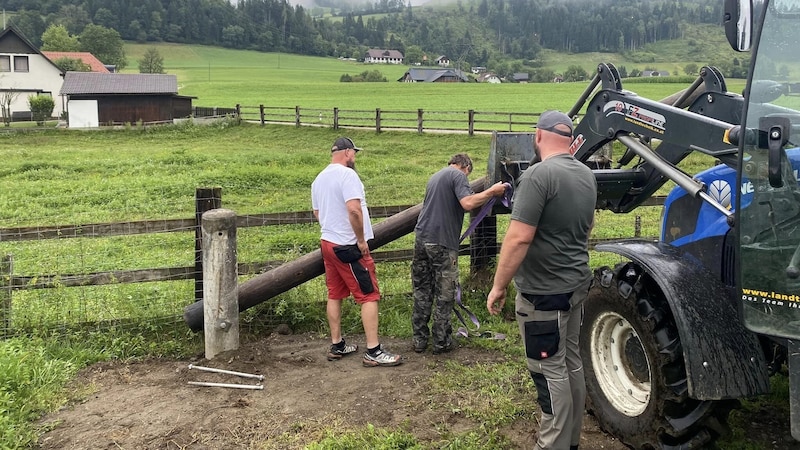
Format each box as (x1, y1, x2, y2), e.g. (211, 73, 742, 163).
(124, 42, 746, 112)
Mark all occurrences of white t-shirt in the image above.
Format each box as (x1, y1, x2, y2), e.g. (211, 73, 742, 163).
(311, 163, 374, 245)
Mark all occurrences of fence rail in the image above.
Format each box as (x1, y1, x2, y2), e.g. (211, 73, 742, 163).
(233, 104, 548, 135)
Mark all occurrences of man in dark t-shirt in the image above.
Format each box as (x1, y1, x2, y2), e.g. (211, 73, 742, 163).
(411, 154, 507, 354)
(487, 110, 597, 450)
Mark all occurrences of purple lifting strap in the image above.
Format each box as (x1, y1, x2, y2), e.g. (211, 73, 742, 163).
(455, 182, 512, 339)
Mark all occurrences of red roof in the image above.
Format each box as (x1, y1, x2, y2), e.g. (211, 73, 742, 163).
(41, 51, 110, 73)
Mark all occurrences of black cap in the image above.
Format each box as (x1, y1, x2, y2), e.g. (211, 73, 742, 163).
(331, 137, 362, 152)
(536, 110, 573, 137)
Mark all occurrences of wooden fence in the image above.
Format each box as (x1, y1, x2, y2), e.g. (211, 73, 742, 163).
(231, 104, 549, 135)
(0, 188, 664, 299)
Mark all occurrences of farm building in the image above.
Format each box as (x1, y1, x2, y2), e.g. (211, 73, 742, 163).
(364, 49, 404, 64)
(398, 67, 470, 83)
(42, 51, 110, 73)
(60, 72, 194, 128)
(0, 26, 65, 121)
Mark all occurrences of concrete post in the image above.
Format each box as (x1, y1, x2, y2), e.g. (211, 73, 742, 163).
(202, 208, 239, 359)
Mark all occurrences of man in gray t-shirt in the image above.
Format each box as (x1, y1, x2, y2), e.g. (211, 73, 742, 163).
(411, 154, 507, 354)
(487, 110, 596, 450)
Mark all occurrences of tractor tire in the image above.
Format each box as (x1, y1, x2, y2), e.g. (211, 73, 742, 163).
(580, 263, 737, 449)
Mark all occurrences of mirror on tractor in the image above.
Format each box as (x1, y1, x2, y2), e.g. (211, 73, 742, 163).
(725, 0, 753, 52)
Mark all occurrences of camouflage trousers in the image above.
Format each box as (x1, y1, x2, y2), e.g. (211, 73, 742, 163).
(411, 241, 458, 352)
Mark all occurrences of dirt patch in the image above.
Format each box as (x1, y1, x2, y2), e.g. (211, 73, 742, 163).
(37, 331, 630, 450)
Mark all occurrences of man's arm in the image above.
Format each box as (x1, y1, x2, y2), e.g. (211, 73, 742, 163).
(346, 198, 369, 254)
(460, 181, 507, 211)
(487, 219, 536, 315)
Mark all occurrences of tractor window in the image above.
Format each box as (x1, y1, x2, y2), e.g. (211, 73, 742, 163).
(662, 194, 701, 244)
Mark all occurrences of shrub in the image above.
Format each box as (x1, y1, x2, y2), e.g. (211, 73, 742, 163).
(28, 95, 55, 126)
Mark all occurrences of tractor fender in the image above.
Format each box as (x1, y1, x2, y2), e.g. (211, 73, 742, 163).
(596, 240, 770, 399)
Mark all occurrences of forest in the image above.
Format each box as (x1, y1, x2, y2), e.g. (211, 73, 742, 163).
(3, 0, 724, 71)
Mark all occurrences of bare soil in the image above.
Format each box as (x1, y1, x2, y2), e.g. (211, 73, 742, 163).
(36, 331, 628, 450)
(35, 331, 798, 450)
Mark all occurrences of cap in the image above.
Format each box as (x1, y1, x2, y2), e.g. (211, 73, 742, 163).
(331, 137, 362, 152)
(536, 110, 573, 137)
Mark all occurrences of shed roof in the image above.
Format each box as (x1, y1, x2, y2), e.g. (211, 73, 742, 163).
(61, 72, 178, 95)
(399, 67, 469, 82)
(42, 52, 110, 73)
(365, 48, 404, 59)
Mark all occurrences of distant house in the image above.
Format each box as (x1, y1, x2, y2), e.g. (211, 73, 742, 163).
(398, 67, 469, 83)
(0, 26, 65, 120)
(364, 49, 404, 64)
(60, 72, 194, 128)
(642, 70, 671, 77)
(471, 66, 487, 74)
(435, 55, 450, 67)
(477, 73, 501, 84)
(512, 72, 530, 83)
(42, 51, 109, 73)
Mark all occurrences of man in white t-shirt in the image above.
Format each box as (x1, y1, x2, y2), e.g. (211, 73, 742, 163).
(311, 137, 402, 367)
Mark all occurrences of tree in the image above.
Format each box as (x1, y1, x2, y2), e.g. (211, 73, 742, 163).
(138, 48, 165, 74)
(683, 63, 699, 76)
(0, 78, 20, 127)
(41, 25, 80, 52)
(28, 95, 55, 125)
(563, 65, 589, 82)
(404, 45, 424, 65)
(79, 24, 127, 70)
(52, 57, 91, 72)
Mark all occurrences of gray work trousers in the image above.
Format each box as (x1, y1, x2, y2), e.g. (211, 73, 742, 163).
(515, 278, 591, 450)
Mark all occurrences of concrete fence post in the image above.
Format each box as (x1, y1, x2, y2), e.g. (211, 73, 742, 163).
(202, 208, 239, 360)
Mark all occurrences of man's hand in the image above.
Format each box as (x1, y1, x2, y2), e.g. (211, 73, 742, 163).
(490, 181, 507, 197)
(357, 240, 369, 256)
(487, 286, 507, 315)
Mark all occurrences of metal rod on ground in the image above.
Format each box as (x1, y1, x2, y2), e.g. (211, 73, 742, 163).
(188, 381, 264, 390)
(188, 364, 264, 381)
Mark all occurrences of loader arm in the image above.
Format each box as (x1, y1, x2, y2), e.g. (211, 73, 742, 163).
(570, 63, 744, 214)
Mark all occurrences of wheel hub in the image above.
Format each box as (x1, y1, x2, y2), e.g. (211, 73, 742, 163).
(589, 311, 651, 416)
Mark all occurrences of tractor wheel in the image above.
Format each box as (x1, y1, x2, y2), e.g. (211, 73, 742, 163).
(580, 263, 737, 449)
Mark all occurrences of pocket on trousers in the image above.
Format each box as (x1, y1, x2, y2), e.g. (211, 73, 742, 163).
(523, 320, 560, 360)
(333, 244, 362, 263)
(351, 261, 374, 294)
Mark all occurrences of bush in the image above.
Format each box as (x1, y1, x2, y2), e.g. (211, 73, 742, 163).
(28, 95, 55, 126)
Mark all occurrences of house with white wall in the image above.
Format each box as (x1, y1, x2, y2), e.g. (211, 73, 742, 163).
(364, 49, 404, 64)
(0, 26, 65, 121)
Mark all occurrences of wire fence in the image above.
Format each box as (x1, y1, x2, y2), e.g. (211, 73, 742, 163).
(0, 179, 664, 338)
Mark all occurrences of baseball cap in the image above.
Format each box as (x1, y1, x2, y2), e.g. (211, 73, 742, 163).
(536, 110, 573, 137)
(331, 137, 362, 152)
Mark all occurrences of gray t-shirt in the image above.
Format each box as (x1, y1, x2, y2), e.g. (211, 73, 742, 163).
(511, 153, 597, 295)
(415, 166, 473, 250)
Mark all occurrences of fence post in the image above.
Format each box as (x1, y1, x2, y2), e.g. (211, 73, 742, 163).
(0, 255, 12, 335)
(295, 106, 301, 127)
(376, 108, 381, 133)
(634, 215, 641, 238)
(260, 104, 265, 126)
(235, 104, 240, 119)
(468, 109, 475, 136)
(469, 214, 497, 277)
(417, 109, 423, 134)
(201, 208, 239, 359)
(195, 188, 222, 303)
(508, 113, 512, 131)
(333, 107, 339, 130)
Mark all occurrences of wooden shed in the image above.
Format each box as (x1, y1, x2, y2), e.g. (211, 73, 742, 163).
(60, 72, 194, 127)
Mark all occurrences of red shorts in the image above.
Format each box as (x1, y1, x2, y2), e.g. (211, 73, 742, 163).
(321, 240, 380, 303)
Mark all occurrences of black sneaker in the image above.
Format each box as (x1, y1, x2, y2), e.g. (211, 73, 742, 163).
(413, 339, 427, 353)
(433, 340, 457, 355)
(327, 340, 358, 361)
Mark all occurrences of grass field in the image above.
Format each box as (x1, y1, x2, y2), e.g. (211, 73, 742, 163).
(123, 41, 746, 112)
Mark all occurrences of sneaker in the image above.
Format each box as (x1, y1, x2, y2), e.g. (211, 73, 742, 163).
(327, 340, 358, 361)
(362, 345, 402, 367)
(413, 339, 427, 353)
(433, 340, 457, 355)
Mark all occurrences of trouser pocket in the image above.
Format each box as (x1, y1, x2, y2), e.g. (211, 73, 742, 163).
(523, 319, 559, 360)
(351, 261, 374, 294)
